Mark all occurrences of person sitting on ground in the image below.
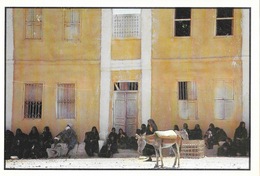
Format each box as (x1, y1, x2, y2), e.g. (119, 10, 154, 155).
(204, 123, 217, 149)
(117, 128, 128, 149)
(11, 128, 29, 159)
(233, 121, 248, 156)
(140, 124, 147, 135)
(143, 118, 158, 162)
(189, 124, 202, 140)
(215, 127, 228, 144)
(107, 127, 118, 154)
(217, 137, 236, 157)
(28, 126, 41, 159)
(84, 126, 100, 157)
(180, 123, 190, 140)
(5, 130, 14, 159)
(39, 126, 53, 158)
(54, 125, 78, 157)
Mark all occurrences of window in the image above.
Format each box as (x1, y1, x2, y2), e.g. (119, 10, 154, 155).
(64, 9, 81, 41)
(178, 81, 197, 120)
(113, 9, 141, 39)
(216, 8, 233, 36)
(114, 82, 138, 91)
(57, 84, 75, 119)
(174, 8, 191, 37)
(25, 9, 42, 39)
(24, 83, 43, 118)
(214, 80, 234, 119)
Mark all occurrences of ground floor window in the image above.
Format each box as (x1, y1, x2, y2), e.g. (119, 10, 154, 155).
(178, 81, 198, 120)
(57, 83, 75, 119)
(24, 83, 43, 119)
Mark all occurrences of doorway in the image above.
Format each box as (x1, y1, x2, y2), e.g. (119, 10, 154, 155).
(113, 82, 138, 137)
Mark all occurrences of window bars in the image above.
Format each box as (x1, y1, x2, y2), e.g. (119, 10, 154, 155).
(24, 83, 43, 118)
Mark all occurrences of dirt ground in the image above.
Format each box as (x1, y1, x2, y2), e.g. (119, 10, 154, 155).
(5, 156, 249, 169)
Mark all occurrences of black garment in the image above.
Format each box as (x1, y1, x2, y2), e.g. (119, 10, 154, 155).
(117, 131, 128, 149)
(84, 131, 100, 156)
(5, 130, 14, 159)
(217, 139, 236, 157)
(98, 143, 112, 158)
(11, 129, 29, 159)
(143, 122, 157, 157)
(233, 123, 248, 156)
(204, 125, 217, 149)
(190, 128, 202, 140)
(215, 128, 228, 142)
(39, 130, 53, 158)
(107, 131, 118, 154)
(28, 127, 41, 158)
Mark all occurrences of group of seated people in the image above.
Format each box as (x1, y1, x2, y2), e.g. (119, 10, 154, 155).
(5, 125, 139, 159)
(5, 121, 249, 159)
(173, 121, 249, 157)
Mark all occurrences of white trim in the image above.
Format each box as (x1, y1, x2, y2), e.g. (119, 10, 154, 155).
(141, 9, 152, 124)
(6, 9, 14, 130)
(110, 60, 141, 70)
(241, 9, 250, 130)
(99, 9, 112, 140)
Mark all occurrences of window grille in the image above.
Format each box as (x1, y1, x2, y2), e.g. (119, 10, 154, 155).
(25, 9, 42, 39)
(174, 8, 191, 37)
(57, 84, 75, 119)
(64, 9, 80, 41)
(216, 8, 233, 36)
(214, 80, 234, 119)
(114, 82, 138, 91)
(24, 83, 43, 118)
(178, 81, 197, 120)
(113, 14, 141, 38)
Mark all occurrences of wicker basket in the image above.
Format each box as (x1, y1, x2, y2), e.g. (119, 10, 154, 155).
(180, 140, 205, 159)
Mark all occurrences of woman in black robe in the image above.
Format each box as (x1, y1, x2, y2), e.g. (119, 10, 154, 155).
(84, 126, 100, 156)
(233, 121, 248, 156)
(11, 128, 29, 159)
(143, 118, 158, 161)
(28, 126, 41, 158)
(39, 126, 53, 158)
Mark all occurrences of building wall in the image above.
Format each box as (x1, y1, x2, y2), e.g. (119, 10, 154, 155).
(12, 8, 101, 141)
(151, 9, 243, 138)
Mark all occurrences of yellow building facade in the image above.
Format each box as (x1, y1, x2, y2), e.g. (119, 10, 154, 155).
(6, 8, 249, 141)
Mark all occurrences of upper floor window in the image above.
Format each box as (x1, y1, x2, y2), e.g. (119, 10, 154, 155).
(174, 8, 191, 37)
(24, 83, 43, 119)
(216, 8, 233, 36)
(57, 83, 75, 119)
(113, 9, 141, 39)
(64, 9, 81, 41)
(25, 9, 42, 39)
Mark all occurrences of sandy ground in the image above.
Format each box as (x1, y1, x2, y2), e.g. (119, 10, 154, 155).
(5, 156, 249, 169)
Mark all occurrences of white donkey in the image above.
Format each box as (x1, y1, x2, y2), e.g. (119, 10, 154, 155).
(136, 130, 182, 168)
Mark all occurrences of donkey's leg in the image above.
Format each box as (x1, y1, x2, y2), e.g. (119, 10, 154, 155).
(159, 146, 164, 168)
(175, 143, 180, 168)
(154, 148, 159, 168)
(172, 146, 178, 168)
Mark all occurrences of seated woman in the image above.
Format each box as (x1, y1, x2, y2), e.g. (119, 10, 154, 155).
(217, 137, 236, 157)
(28, 126, 41, 159)
(107, 127, 118, 154)
(117, 128, 128, 149)
(84, 126, 100, 157)
(233, 121, 248, 156)
(204, 123, 217, 149)
(39, 126, 53, 158)
(190, 124, 202, 140)
(11, 128, 29, 159)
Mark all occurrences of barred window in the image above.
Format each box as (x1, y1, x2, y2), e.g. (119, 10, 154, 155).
(57, 84, 75, 119)
(178, 81, 197, 120)
(25, 9, 42, 39)
(24, 83, 43, 118)
(174, 8, 191, 37)
(114, 82, 138, 91)
(113, 9, 141, 39)
(64, 9, 81, 41)
(216, 8, 233, 36)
